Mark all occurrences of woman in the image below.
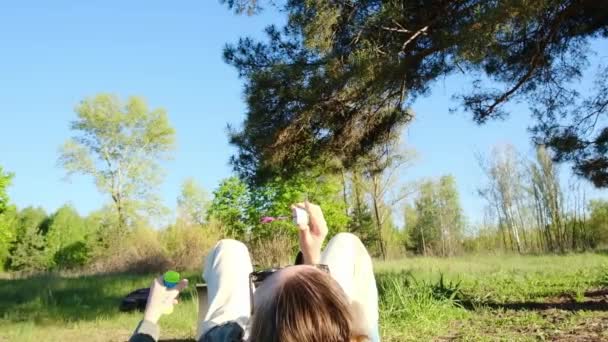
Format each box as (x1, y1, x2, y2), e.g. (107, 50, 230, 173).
(130, 202, 380, 342)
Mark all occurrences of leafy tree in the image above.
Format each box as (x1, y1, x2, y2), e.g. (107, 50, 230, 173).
(531, 65, 608, 188)
(9, 226, 47, 271)
(478, 144, 530, 253)
(53, 241, 91, 269)
(242, 171, 349, 265)
(223, 0, 608, 186)
(407, 176, 464, 256)
(0, 166, 12, 214)
(361, 140, 415, 259)
(342, 138, 415, 258)
(408, 181, 439, 256)
(59, 94, 175, 236)
(249, 172, 349, 240)
(436, 175, 465, 256)
(208, 177, 251, 238)
(403, 203, 418, 246)
(208, 172, 349, 245)
(9, 207, 49, 271)
(13, 207, 49, 240)
(0, 206, 17, 271)
(45, 204, 87, 268)
(530, 146, 566, 252)
(177, 178, 210, 226)
(587, 200, 608, 247)
(347, 171, 376, 251)
(0, 167, 16, 270)
(83, 205, 119, 257)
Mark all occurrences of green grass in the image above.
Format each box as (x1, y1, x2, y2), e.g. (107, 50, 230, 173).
(2, 253, 608, 341)
(375, 253, 608, 341)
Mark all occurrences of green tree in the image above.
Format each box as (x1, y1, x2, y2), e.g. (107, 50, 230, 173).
(249, 172, 349, 240)
(83, 205, 119, 257)
(361, 141, 415, 259)
(208, 172, 349, 245)
(409, 181, 439, 256)
(59, 94, 175, 237)
(587, 200, 608, 248)
(0, 166, 12, 214)
(9, 207, 49, 271)
(0, 167, 16, 270)
(13, 207, 49, 241)
(208, 177, 250, 238)
(530, 146, 566, 252)
(53, 241, 92, 269)
(0, 206, 17, 271)
(244, 171, 349, 266)
(403, 203, 418, 247)
(478, 145, 530, 253)
(436, 175, 465, 256)
(407, 176, 464, 256)
(348, 170, 376, 252)
(224, 0, 608, 187)
(342, 139, 416, 259)
(177, 178, 210, 226)
(45, 204, 87, 268)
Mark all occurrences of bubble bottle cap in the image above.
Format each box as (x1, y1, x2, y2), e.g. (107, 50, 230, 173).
(163, 271, 180, 288)
(162, 271, 180, 315)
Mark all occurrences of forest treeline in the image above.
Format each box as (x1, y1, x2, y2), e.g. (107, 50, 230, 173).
(0, 95, 606, 274)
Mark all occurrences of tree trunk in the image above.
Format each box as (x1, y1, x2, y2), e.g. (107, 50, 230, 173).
(352, 172, 363, 232)
(420, 226, 427, 256)
(506, 206, 522, 254)
(371, 175, 387, 260)
(514, 196, 528, 252)
(341, 170, 350, 218)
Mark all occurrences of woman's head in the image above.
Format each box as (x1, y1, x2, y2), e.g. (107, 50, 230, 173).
(249, 265, 367, 342)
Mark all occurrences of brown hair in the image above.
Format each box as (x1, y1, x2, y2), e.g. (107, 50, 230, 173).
(248, 267, 368, 342)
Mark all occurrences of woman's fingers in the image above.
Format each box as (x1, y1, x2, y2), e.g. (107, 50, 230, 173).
(175, 278, 189, 292)
(292, 202, 306, 209)
(292, 204, 310, 231)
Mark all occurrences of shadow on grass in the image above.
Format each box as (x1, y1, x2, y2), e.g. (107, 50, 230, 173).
(0, 273, 198, 324)
(460, 288, 608, 312)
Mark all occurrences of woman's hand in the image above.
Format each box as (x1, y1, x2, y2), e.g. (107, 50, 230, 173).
(293, 201, 328, 264)
(143, 277, 188, 324)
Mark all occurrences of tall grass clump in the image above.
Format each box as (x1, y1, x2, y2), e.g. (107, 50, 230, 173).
(376, 271, 468, 340)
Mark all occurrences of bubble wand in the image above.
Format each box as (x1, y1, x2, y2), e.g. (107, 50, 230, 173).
(260, 207, 309, 226)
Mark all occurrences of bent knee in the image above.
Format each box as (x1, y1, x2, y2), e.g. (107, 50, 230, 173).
(331, 232, 363, 245)
(215, 239, 249, 254)
(327, 232, 373, 256)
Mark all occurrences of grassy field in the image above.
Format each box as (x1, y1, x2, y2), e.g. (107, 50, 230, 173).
(2, 253, 608, 341)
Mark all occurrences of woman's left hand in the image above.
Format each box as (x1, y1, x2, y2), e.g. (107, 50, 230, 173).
(143, 277, 188, 324)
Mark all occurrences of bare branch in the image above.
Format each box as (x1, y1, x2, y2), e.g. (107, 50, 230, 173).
(401, 26, 428, 51)
(381, 26, 412, 34)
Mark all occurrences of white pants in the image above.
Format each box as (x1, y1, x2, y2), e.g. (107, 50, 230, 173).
(198, 233, 380, 342)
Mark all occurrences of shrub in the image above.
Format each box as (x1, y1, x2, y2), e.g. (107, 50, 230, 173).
(53, 241, 92, 269)
(90, 226, 170, 274)
(161, 220, 222, 271)
(248, 231, 297, 268)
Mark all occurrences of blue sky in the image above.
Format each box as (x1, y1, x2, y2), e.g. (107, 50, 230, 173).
(0, 1, 605, 224)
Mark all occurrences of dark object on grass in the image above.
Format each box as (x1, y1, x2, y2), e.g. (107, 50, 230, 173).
(121, 252, 304, 315)
(120, 288, 150, 312)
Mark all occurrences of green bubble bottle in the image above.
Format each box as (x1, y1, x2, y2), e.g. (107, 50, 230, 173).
(162, 271, 180, 314)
